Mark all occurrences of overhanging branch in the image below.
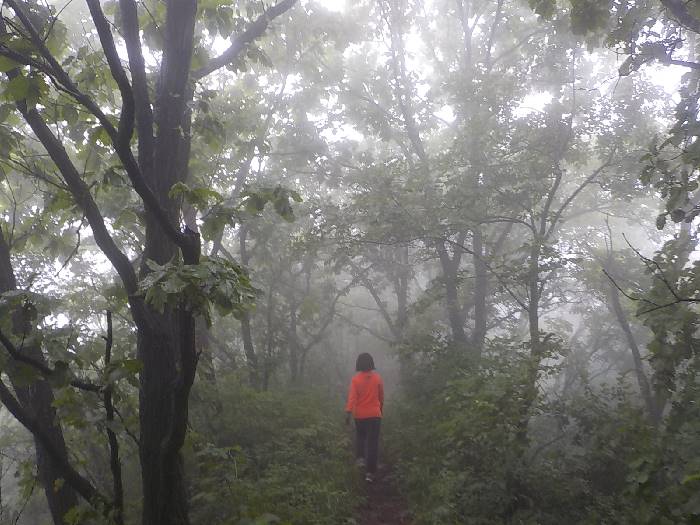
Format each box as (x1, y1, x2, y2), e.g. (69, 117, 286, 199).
(193, 0, 298, 80)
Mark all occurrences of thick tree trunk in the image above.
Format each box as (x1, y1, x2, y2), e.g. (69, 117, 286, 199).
(137, 310, 191, 524)
(0, 230, 79, 524)
(11, 373, 79, 524)
(137, 0, 199, 520)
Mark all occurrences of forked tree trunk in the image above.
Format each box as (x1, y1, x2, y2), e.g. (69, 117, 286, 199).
(437, 240, 468, 347)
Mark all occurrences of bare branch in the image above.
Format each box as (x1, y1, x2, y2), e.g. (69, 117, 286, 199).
(669, 58, 700, 70)
(334, 312, 395, 344)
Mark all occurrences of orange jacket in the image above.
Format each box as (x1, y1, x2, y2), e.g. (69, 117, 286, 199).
(345, 371, 384, 419)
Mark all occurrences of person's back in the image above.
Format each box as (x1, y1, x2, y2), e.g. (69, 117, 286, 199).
(345, 353, 384, 482)
(347, 370, 383, 419)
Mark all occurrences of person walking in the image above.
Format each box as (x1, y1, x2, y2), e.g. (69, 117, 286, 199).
(345, 352, 384, 482)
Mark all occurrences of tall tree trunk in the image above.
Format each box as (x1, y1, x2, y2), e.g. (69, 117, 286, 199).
(0, 230, 79, 525)
(437, 241, 468, 346)
(472, 227, 488, 353)
(516, 241, 543, 447)
(239, 226, 259, 388)
(289, 306, 300, 384)
(606, 283, 660, 423)
(136, 0, 200, 519)
(395, 245, 410, 341)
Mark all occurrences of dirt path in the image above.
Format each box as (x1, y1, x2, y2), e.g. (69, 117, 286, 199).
(358, 463, 412, 525)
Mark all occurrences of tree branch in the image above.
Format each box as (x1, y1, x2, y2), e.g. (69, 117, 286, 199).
(440, 236, 530, 311)
(0, 377, 109, 509)
(117, 0, 155, 174)
(0, 327, 101, 393)
(347, 259, 399, 339)
(669, 58, 700, 70)
(193, 0, 298, 80)
(85, 0, 134, 153)
(10, 89, 139, 293)
(301, 277, 359, 353)
(545, 149, 616, 239)
(102, 311, 124, 525)
(2, 4, 189, 256)
(661, 0, 700, 34)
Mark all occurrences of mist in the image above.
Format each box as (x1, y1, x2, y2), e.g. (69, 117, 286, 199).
(0, 0, 699, 523)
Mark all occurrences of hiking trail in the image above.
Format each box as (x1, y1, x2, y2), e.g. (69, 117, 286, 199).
(358, 462, 412, 525)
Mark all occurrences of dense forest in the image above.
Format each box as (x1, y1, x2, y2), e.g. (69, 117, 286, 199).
(0, 0, 699, 523)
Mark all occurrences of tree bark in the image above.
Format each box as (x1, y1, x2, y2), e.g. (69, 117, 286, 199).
(437, 240, 468, 346)
(0, 229, 79, 525)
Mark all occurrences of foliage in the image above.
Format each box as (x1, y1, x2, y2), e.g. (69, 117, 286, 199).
(187, 378, 359, 525)
(391, 339, 700, 524)
(138, 256, 258, 325)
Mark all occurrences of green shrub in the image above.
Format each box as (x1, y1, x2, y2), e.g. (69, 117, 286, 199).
(187, 377, 360, 525)
(389, 339, 700, 524)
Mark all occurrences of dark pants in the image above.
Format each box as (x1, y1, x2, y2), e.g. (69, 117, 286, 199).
(355, 417, 381, 473)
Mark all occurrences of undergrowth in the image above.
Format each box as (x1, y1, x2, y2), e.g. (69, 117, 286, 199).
(187, 375, 361, 525)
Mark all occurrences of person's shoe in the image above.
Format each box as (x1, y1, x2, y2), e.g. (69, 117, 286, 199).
(365, 473, 375, 483)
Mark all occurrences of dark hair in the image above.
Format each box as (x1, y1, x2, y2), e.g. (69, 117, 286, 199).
(355, 353, 375, 372)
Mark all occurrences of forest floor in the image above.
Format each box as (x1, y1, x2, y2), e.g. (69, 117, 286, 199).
(357, 462, 412, 525)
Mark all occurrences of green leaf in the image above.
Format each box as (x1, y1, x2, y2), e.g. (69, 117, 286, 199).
(2, 74, 30, 102)
(104, 358, 143, 385)
(169, 182, 223, 210)
(0, 56, 19, 73)
(46, 189, 75, 213)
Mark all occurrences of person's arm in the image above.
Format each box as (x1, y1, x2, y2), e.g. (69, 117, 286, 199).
(378, 376, 384, 415)
(344, 377, 357, 424)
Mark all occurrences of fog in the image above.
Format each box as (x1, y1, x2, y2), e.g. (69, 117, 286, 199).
(0, 0, 699, 523)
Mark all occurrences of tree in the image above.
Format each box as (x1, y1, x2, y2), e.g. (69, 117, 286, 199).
(0, 0, 297, 522)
